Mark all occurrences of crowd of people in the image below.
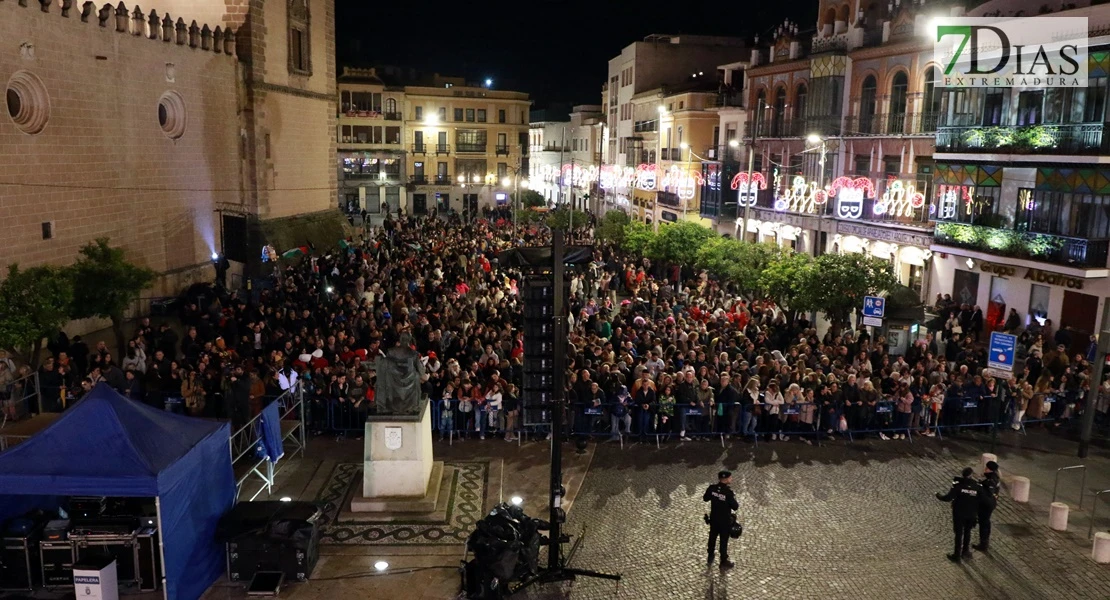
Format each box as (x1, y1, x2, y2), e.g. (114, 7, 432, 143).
(2, 208, 1107, 445)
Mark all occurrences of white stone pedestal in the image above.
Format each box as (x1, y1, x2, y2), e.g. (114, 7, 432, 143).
(1093, 532, 1110, 563)
(1011, 476, 1031, 503)
(1050, 502, 1070, 531)
(351, 402, 441, 512)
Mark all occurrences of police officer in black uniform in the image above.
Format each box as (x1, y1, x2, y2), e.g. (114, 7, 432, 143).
(936, 466, 983, 562)
(703, 470, 739, 568)
(975, 460, 1001, 552)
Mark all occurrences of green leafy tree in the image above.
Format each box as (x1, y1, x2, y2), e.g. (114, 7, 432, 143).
(805, 253, 898, 331)
(645, 220, 715, 265)
(70, 238, 156, 356)
(622, 221, 656, 256)
(546, 207, 589, 230)
(596, 210, 631, 246)
(737, 242, 783, 295)
(0, 264, 75, 366)
(516, 189, 546, 209)
(758, 250, 816, 323)
(695, 236, 746, 283)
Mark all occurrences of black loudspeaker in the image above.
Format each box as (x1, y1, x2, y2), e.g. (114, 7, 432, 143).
(0, 531, 41, 591)
(221, 214, 249, 263)
(522, 275, 559, 427)
(135, 528, 161, 591)
(218, 502, 321, 583)
(39, 541, 75, 589)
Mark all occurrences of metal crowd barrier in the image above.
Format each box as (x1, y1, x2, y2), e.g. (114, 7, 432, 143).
(230, 383, 306, 501)
(320, 397, 528, 447)
(0, 372, 43, 451)
(1053, 464, 1088, 510)
(300, 390, 1087, 449)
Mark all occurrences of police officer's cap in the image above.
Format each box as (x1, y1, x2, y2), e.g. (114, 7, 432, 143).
(718, 470, 732, 480)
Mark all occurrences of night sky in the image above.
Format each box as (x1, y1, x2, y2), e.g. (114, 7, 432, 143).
(335, 0, 816, 108)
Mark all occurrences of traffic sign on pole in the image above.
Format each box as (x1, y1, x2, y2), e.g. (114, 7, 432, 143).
(863, 296, 886, 319)
(987, 331, 1017, 372)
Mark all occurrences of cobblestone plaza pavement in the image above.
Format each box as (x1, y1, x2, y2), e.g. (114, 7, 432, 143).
(199, 431, 1110, 600)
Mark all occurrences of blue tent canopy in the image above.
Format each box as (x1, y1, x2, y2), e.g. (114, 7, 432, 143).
(0, 384, 235, 600)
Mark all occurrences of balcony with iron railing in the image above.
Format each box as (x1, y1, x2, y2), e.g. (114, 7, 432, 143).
(933, 222, 1110, 268)
(495, 145, 511, 156)
(748, 117, 839, 139)
(411, 143, 427, 155)
(434, 175, 452, 185)
(435, 144, 451, 155)
(343, 171, 382, 181)
(862, 26, 884, 48)
(839, 196, 934, 227)
(410, 175, 428, 185)
(657, 191, 683, 209)
(383, 112, 403, 121)
(935, 122, 1107, 155)
(842, 113, 939, 136)
(717, 91, 744, 108)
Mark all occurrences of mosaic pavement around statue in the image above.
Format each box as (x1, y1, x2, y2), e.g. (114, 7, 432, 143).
(315, 460, 490, 546)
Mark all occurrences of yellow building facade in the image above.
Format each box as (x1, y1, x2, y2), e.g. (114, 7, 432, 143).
(657, 88, 719, 225)
(404, 85, 531, 215)
(336, 69, 530, 215)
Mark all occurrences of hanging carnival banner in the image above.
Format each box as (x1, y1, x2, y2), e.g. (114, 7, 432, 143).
(829, 176, 876, 219)
(659, 165, 705, 200)
(773, 169, 829, 213)
(635, 164, 658, 191)
(730, 172, 768, 207)
(873, 179, 926, 218)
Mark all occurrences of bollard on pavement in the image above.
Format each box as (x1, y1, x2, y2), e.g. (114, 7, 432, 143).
(1093, 532, 1110, 563)
(1050, 502, 1070, 531)
(1012, 476, 1031, 503)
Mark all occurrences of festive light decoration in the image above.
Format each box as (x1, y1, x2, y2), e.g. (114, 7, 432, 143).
(872, 179, 926, 218)
(660, 165, 704, 200)
(774, 170, 829, 213)
(936, 184, 974, 220)
(828, 176, 876, 219)
(730, 172, 768, 207)
(635, 164, 658, 191)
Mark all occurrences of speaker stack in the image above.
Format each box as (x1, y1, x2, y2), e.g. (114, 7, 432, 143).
(521, 275, 564, 427)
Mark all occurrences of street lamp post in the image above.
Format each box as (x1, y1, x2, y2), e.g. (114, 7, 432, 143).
(807, 133, 828, 254)
(741, 98, 768, 243)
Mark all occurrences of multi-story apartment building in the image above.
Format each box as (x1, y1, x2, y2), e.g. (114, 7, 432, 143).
(700, 60, 748, 233)
(735, 0, 953, 299)
(335, 68, 531, 215)
(928, 4, 1110, 351)
(606, 34, 749, 173)
(336, 67, 406, 214)
(656, 84, 721, 224)
(404, 82, 531, 215)
(529, 106, 604, 211)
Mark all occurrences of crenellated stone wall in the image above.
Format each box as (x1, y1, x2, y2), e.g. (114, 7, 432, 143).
(0, 0, 242, 295)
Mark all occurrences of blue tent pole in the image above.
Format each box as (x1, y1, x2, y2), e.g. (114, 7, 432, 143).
(155, 496, 169, 600)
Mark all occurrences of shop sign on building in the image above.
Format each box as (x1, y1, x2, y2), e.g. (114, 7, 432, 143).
(835, 222, 933, 247)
